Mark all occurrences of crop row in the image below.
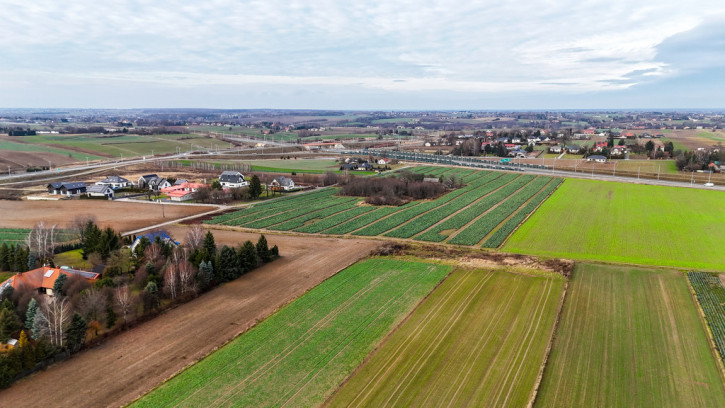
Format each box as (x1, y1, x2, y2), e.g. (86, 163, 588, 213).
(688, 271, 725, 366)
(294, 206, 376, 233)
(269, 201, 360, 231)
(215, 189, 340, 226)
(481, 178, 563, 248)
(241, 197, 358, 229)
(416, 175, 536, 242)
(206, 189, 337, 225)
(323, 205, 409, 235)
(449, 176, 554, 245)
(351, 173, 502, 237)
(383, 173, 521, 239)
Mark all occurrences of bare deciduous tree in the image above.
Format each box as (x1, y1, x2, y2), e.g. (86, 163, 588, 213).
(178, 261, 198, 296)
(163, 265, 179, 299)
(37, 296, 72, 347)
(26, 221, 58, 261)
(114, 285, 133, 323)
(185, 225, 205, 250)
(79, 288, 106, 323)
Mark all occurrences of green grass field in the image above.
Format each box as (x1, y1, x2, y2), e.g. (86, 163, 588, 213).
(504, 179, 725, 270)
(536, 264, 725, 407)
(327, 268, 564, 408)
(0, 140, 102, 160)
(131, 258, 452, 408)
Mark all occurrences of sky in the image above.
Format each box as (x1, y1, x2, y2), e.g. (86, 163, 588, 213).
(1, 0, 724, 110)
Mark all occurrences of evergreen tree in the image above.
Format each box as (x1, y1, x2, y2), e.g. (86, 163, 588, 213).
(18, 330, 35, 369)
(31, 310, 46, 340)
(238, 241, 258, 272)
(81, 221, 102, 259)
(0, 303, 22, 342)
(217, 246, 239, 282)
(202, 231, 217, 261)
(133, 236, 150, 258)
(53, 274, 68, 297)
(197, 260, 213, 289)
(105, 303, 117, 329)
(142, 281, 160, 312)
(65, 313, 87, 352)
(25, 298, 38, 329)
(249, 175, 263, 199)
(26, 252, 37, 270)
(13, 246, 29, 272)
(270, 245, 279, 258)
(0, 243, 8, 271)
(256, 235, 270, 263)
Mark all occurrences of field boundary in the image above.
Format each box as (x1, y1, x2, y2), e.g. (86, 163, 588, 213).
(496, 178, 563, 249)
(685, 274, 725, 384)
(527, 277, 569, 408)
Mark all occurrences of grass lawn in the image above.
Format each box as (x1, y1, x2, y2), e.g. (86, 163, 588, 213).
(504, 178, 725, 270)
(0, 139, 102, 160)
(131, 258, 452, 408)
(613, 159, 678, 174)
(0, 272, 12, 284)
(536, 263, 725, 407)
(53, 249, 92, 270)
(327, 268, 564, 408)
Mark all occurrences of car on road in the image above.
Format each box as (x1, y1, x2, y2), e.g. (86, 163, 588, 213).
(704, 182, 715, 187)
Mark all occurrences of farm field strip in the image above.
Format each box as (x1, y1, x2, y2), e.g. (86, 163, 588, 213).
(207, 189, 337, 225)
(536, 264, 725, 407)
(132, 259, 452, 408)
(327, 269, 564, 408)
(322, 205, 414, 235)
(294, 206, 376, 233)
(217, 191, 341, 226)
(352, 172, 503, 237)
(268, 201, 360, 231)
(482, 178, 563, 248)
(0, 228, 77, 245)
(688, 272, 725, 366)
(449, 176, 554, 245)
(504, 179, 725, 270)
(242, 197, 358, 229)
(383, 173, 521, 239)
(416, 174, 536, 242)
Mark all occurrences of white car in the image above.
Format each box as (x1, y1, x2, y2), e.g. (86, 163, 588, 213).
(704, 182, 715, 187)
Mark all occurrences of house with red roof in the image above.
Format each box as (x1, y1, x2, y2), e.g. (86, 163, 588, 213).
(0, 266, 100, 297)
(160, 182, 208, 202)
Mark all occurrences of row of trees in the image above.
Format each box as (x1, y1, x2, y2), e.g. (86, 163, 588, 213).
(338, 174, 448, 206)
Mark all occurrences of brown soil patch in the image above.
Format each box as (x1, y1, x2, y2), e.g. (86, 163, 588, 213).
(0, 151, 77, 170)
(719, 274, 725, 287)
(0, 199, 215, 231)
(0, 231, 381, 408)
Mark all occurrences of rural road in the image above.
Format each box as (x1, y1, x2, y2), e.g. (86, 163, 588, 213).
(0, 231, 381, 408)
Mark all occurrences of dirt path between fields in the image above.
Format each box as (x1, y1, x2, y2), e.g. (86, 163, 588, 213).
(0, 231, 381, 408)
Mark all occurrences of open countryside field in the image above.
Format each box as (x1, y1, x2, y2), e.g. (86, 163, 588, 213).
(688, 271, 725, 367)
(327, 268, 564, 408)
(206, 167, 562, 247)
(536, 263, 725, 407)
(0, 231, 381, 408)
(504, 178, 725, 270)
(132, 258, 452, 408)
(0, 200, 216, 233)
(0, 227, 77, 245)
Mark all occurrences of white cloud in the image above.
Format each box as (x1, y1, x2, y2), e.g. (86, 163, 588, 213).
(0, 0, 723, 107)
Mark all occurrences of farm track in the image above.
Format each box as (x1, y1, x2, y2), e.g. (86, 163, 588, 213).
(0, 232, 381, 408)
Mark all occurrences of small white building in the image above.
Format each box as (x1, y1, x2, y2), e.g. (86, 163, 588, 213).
(269, 176, 296, 191)
(86, 184, 114, 198)
(95, 175, 130, 189)
(587, 155, 607, 163)
(219, 171, 249, 188)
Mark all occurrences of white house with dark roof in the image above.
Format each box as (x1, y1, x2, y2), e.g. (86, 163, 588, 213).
(86, 184, 114, 198)
(269, 176, 296, 191)
(219, 171, 248, 187)
(95, 175, 130, 189)
(46, 182, 87, 195)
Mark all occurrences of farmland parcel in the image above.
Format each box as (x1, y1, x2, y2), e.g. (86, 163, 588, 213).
(536, 264, 725, 407)
(504, 178, 725, 270)
(132, 258, 452, 408)
(206, 167, 562, 247)
(327, 268, 564, 408)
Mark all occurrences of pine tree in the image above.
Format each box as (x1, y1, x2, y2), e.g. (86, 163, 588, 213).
(217, 246, 239, 282)
(238, 241, 258, 272)
(270, 245, 279, 258)
(27, 252, 37, 270)
(202, 231, 216, 261)
(256, 235, 270, 263)
(25, 298, 38, 329)
(249, 175, 263, 199)
(197, 260, 213, 289)
(65, 313, 87, 352)
(53, 274, 68, 297)
(0, 304, 22, 342)
(31, 311, 46, 340)
(105, 303, 117, 329)
(0, 243, 8, 271)
(18, 330, 35, 369)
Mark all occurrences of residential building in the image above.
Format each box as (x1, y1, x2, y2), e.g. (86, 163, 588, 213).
(219, 171, 248, 188)
(86, 184, 114, 198)
(46, 182, 87, 196)
(269, 176, 296, 191)
(95, 175, 130, 189)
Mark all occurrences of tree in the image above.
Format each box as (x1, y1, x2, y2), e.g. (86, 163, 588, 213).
(78, 288, 106, 323)
(25, 221, 58, 262)
(270, 245, 279, 258)
(185, 225, 205, 251)
(525, 144, 534, 153)
(197, 260, 214, 289)
(114, 285, 133, 324)
(0, 243, 9, 271)
(142, 281, 160, 312)
(618, 139, 626, 146)
(18, 330, 35, 369)
(202, 231, 216, 262)
(249, 175, 263, 199)
(81, 220, 102, 260)
(0, 302, 22, 342)
(38, 296, 72, 347)
(105, 302, 117, 329)
(211, 180, 222, 190)
(217, 246, 240, 282)
(163, 264, 179, 299)
(25, 298, 38, 329)
(178, 262, 197, 296)
(65, 313, 87, 352)
(53, 274, 68, 297)
(645, 140, 655, 155)
(238, 241, 258, 272)
(256, 235, 270, 263)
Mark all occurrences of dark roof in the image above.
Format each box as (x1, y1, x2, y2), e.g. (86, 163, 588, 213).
(173, 179, 188, 185)
(274, 176, 294, 186)
(148, 178, 168, 187)
(136, 230, 179, 245)
(102, 175, 129, 183)
(48, 182, 63, 189)
(219, 171, 245, 183)
(61, 182, 87, 190)
(140, 174, 158, 181)
(87, 184, 113, 193)
(589, 155, 607, 160)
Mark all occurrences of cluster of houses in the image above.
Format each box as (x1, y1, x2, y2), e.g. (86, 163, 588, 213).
(45, 171, 298, 201)
(339, 157, 391, 171)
